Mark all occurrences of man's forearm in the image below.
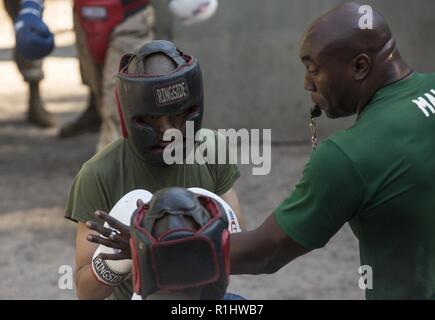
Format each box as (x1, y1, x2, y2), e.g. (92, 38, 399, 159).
(230, 214, 310, 275)
(75, 265, 115, 300)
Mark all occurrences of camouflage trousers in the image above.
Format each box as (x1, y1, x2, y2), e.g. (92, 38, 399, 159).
(74, 5, 155, 151)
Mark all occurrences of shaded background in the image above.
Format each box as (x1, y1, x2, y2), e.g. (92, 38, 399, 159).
(0, 0, 433, 299)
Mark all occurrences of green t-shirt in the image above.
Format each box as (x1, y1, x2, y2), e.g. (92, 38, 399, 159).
(275, 73, 435, 299)
(65, 129, 240, 300)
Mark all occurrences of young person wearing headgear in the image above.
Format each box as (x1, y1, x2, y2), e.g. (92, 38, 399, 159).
(65, 40, 246, 300)
(6, 0, 216, 138)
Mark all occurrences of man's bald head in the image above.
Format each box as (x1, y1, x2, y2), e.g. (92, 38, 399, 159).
(299, 2, 411, 118)
(127, 52, 177, 75)
(302, 2, 394, 61)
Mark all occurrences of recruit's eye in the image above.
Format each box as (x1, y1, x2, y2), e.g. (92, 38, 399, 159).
(132, 116, 148, 128)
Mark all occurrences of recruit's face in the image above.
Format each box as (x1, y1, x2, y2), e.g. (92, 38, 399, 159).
(133, 111, 188, 154)
(299, 36, 359, 119)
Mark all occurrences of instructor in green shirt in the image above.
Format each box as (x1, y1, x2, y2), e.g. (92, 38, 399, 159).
(231, 2, 435, 299)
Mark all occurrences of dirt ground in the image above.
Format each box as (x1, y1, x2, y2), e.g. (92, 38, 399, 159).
(0, 1, 363, 300)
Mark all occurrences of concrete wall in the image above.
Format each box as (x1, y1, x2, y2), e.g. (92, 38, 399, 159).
(171, 0, 435, 142)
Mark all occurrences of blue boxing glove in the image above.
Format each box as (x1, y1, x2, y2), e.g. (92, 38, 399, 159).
(222, 292, 247, 300)
(14, 0, 54, 60)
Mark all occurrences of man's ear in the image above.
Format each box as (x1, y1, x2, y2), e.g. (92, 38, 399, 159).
(352, 54, 371, 80)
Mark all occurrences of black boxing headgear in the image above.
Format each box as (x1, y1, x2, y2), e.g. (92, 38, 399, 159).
(116, 40, 204, 166)
(130, 187, 230, 300)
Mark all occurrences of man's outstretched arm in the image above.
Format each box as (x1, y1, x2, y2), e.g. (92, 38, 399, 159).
(230, 213, 311, 275)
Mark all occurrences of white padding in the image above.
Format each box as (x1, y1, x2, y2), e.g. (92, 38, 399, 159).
(169, 0, 218, 26)
(188, 187, 242, 233)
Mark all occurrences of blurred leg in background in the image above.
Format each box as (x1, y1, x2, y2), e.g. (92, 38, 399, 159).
(60, 1, 156, 151)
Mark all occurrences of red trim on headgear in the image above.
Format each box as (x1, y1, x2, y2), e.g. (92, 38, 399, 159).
(222, 229, 230, 282)
(115, 87, 129, 138)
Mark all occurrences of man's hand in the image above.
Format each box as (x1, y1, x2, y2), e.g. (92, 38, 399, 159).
(86, 210, 132, 260)
(15, 0, 54, 60)
(85, 200, 145, 286)
(74, 195, 149, 297)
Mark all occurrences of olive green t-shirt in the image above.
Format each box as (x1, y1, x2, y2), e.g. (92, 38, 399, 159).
(65, 129, 240, 299)
(275, 73, 435, 299)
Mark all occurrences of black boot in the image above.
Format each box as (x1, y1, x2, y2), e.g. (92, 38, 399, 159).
(59, 92, 101, 138)
(28, 81, 56, 127)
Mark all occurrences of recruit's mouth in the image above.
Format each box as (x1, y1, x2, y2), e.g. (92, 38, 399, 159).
(150, 137, 186, 153)
(150, 141, 171, 153)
